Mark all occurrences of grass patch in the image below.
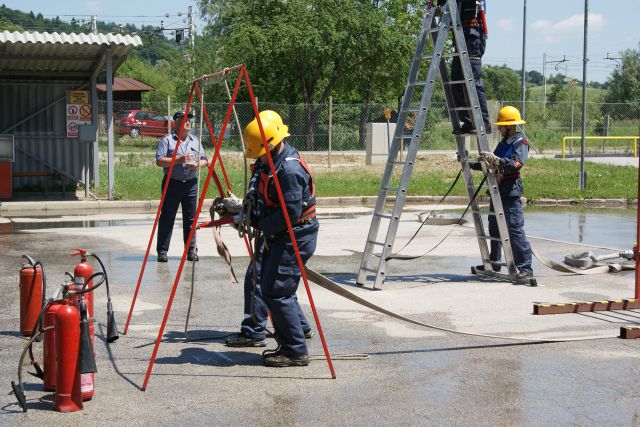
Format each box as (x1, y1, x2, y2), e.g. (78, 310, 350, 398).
(95, 154, 638, 202)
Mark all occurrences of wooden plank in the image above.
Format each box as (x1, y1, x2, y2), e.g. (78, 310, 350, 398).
(533, 299, 640, 315)
(620, 327, 640, 339)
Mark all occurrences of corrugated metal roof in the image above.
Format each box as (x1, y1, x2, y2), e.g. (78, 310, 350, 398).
(0, 31, 142, 76)
(0, 31, 142, 46)
(96, 77, 154, 92)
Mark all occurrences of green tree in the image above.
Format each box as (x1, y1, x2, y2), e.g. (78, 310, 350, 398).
(117, 56, 180, 103)
(0, 16, 22, 31)
(483, 65, 521, 101)
(527, 70, 543, 85)
(605, 46, 640, 118)
(198, 0, 420, 149)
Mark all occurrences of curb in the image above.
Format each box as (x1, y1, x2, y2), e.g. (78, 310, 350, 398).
(0, 196, 635, 214)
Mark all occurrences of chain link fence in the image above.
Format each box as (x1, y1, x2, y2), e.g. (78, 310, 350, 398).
(98, 99, 639, 156)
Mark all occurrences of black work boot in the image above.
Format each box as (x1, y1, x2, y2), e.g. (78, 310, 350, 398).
(304, 329, 314, 339)
(187, 250, 199, 262)
(516, 270, 534, 280)
(225, 333, 266, 347)
(263, 351, 310, 367)
(475, 262, 501, 272)
(157, 252, 168, 263)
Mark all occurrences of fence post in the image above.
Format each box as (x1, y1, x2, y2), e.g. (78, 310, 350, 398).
(328, 96, 332, 168)
(570, 101, 575, 154)
(167, 95, 172, 134)
(603, 114, 610, 153)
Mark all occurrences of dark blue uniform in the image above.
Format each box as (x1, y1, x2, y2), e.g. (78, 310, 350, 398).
(155, 132, 207, 255)
(241, 142, 318, 356)
(487, 131, 533, 274)
(450, 0, 491, 132)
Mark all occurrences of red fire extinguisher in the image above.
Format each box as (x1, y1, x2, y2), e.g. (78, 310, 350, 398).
(19, 255, 44, 336)
(72, 248, 94, 323)
(71, 248, 94, 401)
(43, 300, 64, 391)
(53, 299, 83, 413)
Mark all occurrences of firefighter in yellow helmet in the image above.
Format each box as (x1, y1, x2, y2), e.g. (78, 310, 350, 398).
(224, 111, 318, 367)
(472, 106, 533, 281)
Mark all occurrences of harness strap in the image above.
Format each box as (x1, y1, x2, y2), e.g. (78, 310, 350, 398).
(462, 18, 481, 28)
(501, 173, 521, 181)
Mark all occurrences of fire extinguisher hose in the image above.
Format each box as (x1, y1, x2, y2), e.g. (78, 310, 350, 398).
(11, 325, 54, 412)
(88, 253, 119, 343)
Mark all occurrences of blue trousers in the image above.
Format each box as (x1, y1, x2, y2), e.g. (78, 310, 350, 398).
(451, 27, 490, 130)
(240, 235, 311, 341)
(242, 236, 317, 356)
(157, 176, 198, 254)
(488, 197, 533, 273)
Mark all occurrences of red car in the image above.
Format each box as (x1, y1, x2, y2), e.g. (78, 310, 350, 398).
(114, 110, 173, 138)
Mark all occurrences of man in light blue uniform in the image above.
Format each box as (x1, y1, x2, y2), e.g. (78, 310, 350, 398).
(474, 106, 533, 279)
(155, 111, 208, 262)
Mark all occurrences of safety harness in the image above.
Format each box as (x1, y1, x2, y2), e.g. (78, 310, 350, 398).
(257, 153, 317, 224)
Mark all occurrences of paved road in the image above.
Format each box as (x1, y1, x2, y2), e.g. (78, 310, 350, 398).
(0, 206, 638, 425)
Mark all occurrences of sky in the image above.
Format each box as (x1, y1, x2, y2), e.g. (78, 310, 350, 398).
(2, 0, 639, 83)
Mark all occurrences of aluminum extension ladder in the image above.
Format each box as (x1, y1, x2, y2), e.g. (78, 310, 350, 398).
(356, 0, 518, 288)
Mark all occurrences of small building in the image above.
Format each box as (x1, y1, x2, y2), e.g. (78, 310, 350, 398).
(0, 30, 141, 200)
(96, 77, 154, 107)
(96, 77, 154, 132)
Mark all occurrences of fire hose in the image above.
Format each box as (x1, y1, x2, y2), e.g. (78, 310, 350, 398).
(303, 267, 619, 343)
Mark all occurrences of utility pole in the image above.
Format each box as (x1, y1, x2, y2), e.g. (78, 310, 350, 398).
(579, 0, 589, 190)
(543, 54, 569, 105)
(188, 6, 195, 50)
(520, 0, 527, 119)
(543, 52, 546, 105)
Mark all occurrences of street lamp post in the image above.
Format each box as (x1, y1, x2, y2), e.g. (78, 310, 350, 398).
(579, 0, 589, 190)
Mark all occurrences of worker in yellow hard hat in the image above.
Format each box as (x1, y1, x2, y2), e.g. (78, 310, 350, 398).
(221, 110, 318, 367)
(473, 106, 534, 281)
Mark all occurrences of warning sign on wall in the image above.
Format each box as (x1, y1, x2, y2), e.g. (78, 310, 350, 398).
(66, 90, 92, 138)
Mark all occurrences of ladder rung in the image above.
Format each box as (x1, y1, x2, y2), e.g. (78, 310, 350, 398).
(366, 240, 385, 247)
(382, 187, 400, 194)
(403, 108, 419, 113)
(472, 209, 496, 216)
(409, 80, 434, 87)
(452, 107, 472, 111)
(360, 266, 378, 273)
(444, 80, 467, 85)
(373, 212, 392, 219)
(479, 235, 505, 242)
(389, 160, 407, 166)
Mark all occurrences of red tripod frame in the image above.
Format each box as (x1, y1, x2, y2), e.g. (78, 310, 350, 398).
(122, 65, 335, 390)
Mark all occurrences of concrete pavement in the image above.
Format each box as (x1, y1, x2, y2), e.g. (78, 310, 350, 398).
(0, 206, 638, 425)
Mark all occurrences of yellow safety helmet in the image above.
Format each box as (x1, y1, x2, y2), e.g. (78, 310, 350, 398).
(494, 106, 526, 126)
(243, 113, 290, 159)
(259, 110, 284, 126)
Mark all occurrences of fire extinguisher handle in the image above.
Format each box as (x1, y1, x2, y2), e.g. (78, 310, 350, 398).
(21, 254, 36, 266)
(70, 248, 88, 257)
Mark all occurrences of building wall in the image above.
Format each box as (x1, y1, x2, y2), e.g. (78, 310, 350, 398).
(0, 79, 91, 190)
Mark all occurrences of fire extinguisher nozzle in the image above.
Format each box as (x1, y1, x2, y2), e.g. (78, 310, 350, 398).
(11, 381, 28, 412)
(107, 301, 119, 343)
(78, 303, 97, 374)
(28, 361, 44, 380)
